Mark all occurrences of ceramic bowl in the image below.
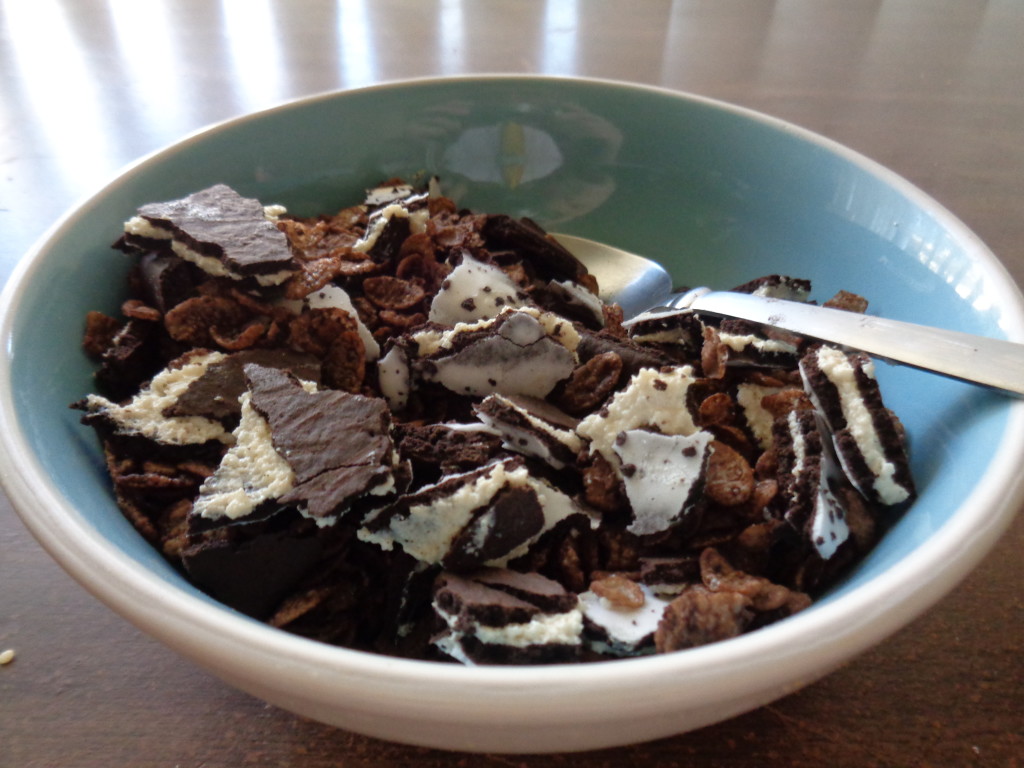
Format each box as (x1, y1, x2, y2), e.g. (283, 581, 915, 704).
(2, 76, 1023, 753)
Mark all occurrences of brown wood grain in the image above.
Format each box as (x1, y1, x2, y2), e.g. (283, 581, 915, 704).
(1, 1, 1022, 766)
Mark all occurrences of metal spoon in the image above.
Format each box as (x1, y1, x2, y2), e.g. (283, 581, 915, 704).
(553, 233, 1024, 396)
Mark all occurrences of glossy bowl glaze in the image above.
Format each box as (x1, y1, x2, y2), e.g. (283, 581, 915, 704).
(2, 76, 1023, 753)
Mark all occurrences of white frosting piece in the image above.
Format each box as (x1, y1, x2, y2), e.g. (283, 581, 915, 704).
(809, 483, 850, 559)
(83, 350, 231, 446)
(718, 331, 797, 356)
(808, 346, 909, 505)
(622, 306, 692, 329)
(262, 204, 288, 221)
(439, 421, 502, 435)
(789, 409, 809, 478)
(579, 583, 668, 655)
(628, 327, 693, 345)
(364, 183, 416, 206)
(192, 392, 295, 520)
(577, 366, 699, 469)
(299, 507, 340, 528)
(377, 344, 411, 411)
(434, 601, 584, 665)
(614, 429, 713, 536)
(432, 628, 474, 665)
(751, 279, 809, 301)
(736, 383, 783, 450)
(428, 253, 527, 325)
(496, 309, 543, 345)
(422, 311, 576, 399)
(470, 608, 583, 648)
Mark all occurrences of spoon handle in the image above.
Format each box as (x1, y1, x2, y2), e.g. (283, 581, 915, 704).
(684, 290, 1024, 396)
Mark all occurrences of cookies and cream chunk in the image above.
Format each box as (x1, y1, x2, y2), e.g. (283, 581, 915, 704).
(82, 350, 231, 445)
(577, 366, 699, 469)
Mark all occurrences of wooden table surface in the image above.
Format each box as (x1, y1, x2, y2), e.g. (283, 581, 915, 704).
(1, 1, 1022, 765)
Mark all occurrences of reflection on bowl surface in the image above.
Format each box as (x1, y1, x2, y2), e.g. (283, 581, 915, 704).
(2, 76, 1023, 753)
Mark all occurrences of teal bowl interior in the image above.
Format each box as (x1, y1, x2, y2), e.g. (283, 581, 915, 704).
(8, 76, 1023, 619)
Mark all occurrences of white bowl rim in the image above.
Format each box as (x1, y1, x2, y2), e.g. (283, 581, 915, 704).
(2, 73, 1023, 712)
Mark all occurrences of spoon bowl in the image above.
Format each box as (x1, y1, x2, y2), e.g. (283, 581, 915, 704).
(552, 233, 674, 318)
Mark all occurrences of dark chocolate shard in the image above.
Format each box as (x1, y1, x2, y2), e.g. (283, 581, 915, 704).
(244, 365, 398, 519)
(577, 328, 675, 379)
(639, 556, 701, 591)
(367, 212, 411, 264)
(395, 422, 509, 482)
(481, 215, 589, 283)
(434, 570, 544, 627)
(269, 545, 426, 654)
(360, 187, 429, 263)
(432, 568, 582, 665)
(181, 507, 326, 619)
(278, 464, 394, 518)
(134, 252, 199, 313)
(472, 393, 581, 469)
(471, 567, 580, 614)
(773, 409, 826, 533)
(444, 485, 546, 571)
(166, 349, 321, 422)
(136, 184, 298, 278)
(93, 318, 162, 400)
(772, 408, 857, 562)
(527, 279, 605, 331)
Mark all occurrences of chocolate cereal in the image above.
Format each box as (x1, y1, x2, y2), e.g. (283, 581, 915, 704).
(74, 180, 915, 664)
